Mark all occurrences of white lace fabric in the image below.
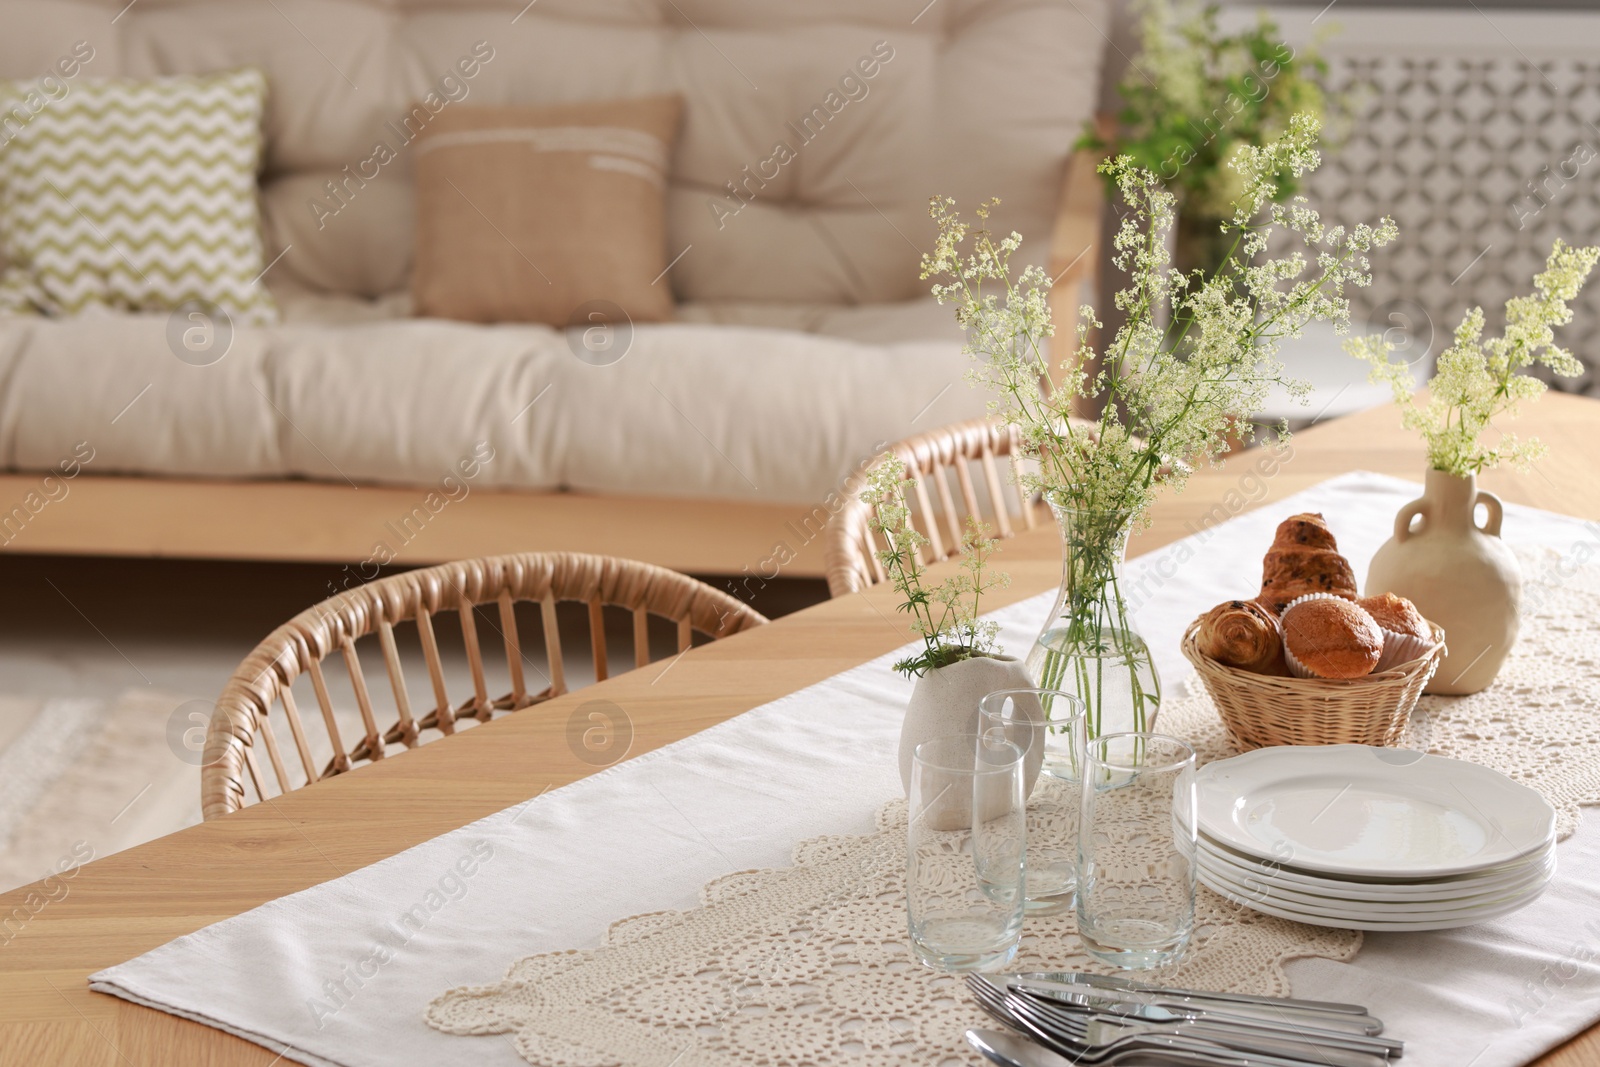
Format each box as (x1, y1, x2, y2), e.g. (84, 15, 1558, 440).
(427, 548, 1600, 1066)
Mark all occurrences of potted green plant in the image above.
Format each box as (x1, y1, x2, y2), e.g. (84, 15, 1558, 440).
(1080, 0, 1329, 281)
(924, 113, 1397, 744)
(861, 456, 1039, 795)
(1348, 240, 1598, 694)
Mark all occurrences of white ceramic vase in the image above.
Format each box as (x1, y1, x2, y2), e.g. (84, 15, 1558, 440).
(897, 653, 1041, 798)
(1365, 469, 1522, 695)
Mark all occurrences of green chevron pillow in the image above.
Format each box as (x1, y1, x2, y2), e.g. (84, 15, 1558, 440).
(0, 68, 276, 324)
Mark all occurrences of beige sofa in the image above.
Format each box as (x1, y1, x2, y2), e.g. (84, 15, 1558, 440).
(0, 0, 1105, 576)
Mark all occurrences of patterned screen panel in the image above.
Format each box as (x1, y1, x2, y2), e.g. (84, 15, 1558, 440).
(1304, 53, 1600, 394)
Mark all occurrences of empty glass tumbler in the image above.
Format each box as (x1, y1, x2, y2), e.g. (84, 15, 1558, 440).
(906, 733, 1027, 972)
(1076, 732, 1197, 969)
(979, 688, 1085, 915)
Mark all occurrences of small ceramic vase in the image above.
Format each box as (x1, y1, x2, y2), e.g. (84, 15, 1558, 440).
(1365, 469, 1522, 695)
(898, 653, 1040, 798)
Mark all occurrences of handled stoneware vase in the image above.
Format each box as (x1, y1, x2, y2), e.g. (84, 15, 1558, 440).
(1365, 469, 1521, 695)
(898, 653, 1041, 806)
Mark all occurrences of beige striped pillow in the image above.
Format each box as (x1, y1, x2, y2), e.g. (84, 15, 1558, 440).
(411, 95, 682, 327)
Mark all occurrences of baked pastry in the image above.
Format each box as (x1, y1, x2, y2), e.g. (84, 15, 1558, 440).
(1280, 596, 1384, 679)
(1258, 513, 1358, 614)
(1273, 512, 1342, 552)
(1197, 600, 1288, 675)
(1358, 592, 1438, 671)
(1357, 593, 1430, 643)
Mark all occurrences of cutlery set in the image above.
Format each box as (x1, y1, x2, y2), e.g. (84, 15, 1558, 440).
(966, 970, 1403, 1067)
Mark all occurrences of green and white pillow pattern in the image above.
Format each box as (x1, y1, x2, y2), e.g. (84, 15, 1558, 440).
(0, 68, 276, 324)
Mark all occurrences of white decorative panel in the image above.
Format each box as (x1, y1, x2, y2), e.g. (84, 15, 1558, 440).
(1292, 16, 1600, 394)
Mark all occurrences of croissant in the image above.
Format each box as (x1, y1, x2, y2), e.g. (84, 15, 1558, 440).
(1197, 599, 1288, 675)
(1257, 513, 1358, 614)
(1272, 512, 1341, 551)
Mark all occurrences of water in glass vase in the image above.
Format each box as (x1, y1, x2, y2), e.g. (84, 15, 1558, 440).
(1027, 502, 1162, 772)
(1027, 629, 1161, 777)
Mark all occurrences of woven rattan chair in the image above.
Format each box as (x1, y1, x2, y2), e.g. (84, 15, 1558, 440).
(202, 552, 767, 818)
(823, 416, 1097, 597)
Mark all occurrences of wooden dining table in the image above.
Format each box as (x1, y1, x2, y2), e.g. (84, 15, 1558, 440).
(1, 392, 1598, 1067)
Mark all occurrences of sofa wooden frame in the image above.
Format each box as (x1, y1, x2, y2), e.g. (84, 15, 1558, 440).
(0, 149, 1104, 578)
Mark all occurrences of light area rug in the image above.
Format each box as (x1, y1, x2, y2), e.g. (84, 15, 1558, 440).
(0, 682, 469, 894)
(0, 689, 202, 893)
(0, 601, 628, 896)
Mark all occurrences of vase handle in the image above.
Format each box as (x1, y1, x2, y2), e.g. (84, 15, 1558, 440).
(1392, 498, 1427, 543)
(1475, 489, 1504, 536)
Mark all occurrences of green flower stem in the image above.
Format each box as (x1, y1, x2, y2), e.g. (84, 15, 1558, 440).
(1036, 508, 1161, 744)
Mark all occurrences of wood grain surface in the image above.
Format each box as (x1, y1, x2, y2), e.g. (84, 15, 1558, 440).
(0, 473, 832, 577)
(1, 393, 1597, 1067)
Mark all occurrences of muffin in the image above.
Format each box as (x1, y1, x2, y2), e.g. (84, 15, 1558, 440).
(1358, 592, 1438, 671)
(1280, 594, 1384, 679)
(1197, 599, 1288, 675)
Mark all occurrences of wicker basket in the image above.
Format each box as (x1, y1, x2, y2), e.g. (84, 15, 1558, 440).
(1181, 618, 1447, 750)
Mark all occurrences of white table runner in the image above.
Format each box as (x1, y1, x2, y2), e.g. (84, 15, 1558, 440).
(92, 472, 1600, 1067)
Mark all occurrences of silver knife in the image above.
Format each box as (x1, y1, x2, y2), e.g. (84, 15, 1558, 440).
(1054, 1006, 1392, 1067)
(1010, 971, 1385, 1035)
(1009, 978, 1403, 1055)
(966, 1027, 1329, 1067)
(1014, 970, 1377, 1020)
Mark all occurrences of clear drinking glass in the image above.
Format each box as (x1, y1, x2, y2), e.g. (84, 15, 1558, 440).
(979, 689, 1085, 915)
(1077, 732, 1197, 970)
(907, 733, 1027, 972)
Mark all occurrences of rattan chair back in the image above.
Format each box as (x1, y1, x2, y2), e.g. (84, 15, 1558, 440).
(202, 552, 766, 818)
(823, 418, 1059, 597)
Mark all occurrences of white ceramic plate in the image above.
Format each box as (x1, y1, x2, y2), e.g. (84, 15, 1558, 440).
(1200, 839, 1555, 903)
(1198, 849, 1555, 914)
(1200, 867, 1551, 931)
(1199, 832, 1556, 898)
(1196, 745, 1556, 878)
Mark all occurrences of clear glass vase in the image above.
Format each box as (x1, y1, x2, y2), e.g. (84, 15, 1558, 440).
(1025, 498, 1162, 774)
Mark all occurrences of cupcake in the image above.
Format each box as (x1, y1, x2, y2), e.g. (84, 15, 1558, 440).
(1280, 593, 1384, 679)
(1359, 592, 1439, 672)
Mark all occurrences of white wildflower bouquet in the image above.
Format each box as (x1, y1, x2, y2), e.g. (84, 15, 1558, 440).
(924, 113, 1395, 539)
(861, 455, 1010, 677)
(1347, 241, 1598, 478)
(921, 113, 1396, 736)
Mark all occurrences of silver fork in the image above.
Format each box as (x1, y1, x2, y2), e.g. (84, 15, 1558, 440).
(967, 1027, 1290, 1067)
(1004, 982, 1400, 1062)
(1011, 987, 1390, 1067)
(968, 975, 1361, 1067)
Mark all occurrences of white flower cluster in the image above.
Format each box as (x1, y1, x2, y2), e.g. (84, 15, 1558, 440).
(1348, 240, 1598, 477)
(922, 113, 1397, 528)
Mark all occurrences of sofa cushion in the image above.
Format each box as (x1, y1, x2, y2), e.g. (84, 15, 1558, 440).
(0, 310, 986, 505)
(0, 67, 276, 324)
(266, 280, 972, 342)
(0, 0, 1106, 307)
(411, 95, 682, 326)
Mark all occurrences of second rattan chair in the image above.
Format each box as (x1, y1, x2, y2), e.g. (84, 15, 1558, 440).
(202, 552, 767, 818)
(823, 416, 1097, 597)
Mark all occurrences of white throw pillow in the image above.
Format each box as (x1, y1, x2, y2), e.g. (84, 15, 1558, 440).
(0, 68, 276, 325)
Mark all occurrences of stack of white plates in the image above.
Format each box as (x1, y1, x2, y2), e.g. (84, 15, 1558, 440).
(1195, 745, 1557, 931)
